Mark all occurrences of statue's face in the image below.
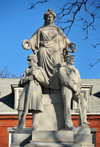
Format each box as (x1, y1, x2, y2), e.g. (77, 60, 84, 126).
(46, 14, 54, 25)
(67, 58, 74, 65)
(28, 59, 34, 67)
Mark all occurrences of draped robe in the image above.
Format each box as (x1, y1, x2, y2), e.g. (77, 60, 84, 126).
(29, 25, 71, 89)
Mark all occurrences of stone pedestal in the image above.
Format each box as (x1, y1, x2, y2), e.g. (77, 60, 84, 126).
(25, 131, 80, 147)
(9, 126, 94, 147)
(73, 125, 94, 147)
(9, 94, 94, 147)
(36, 94, 65, 131)
(24, 126, 94, 147)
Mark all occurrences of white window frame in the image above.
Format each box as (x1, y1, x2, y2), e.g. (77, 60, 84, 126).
(74, 84, 93, 110)
(14, 88, 23, 109)
(74, 89, 89, 110)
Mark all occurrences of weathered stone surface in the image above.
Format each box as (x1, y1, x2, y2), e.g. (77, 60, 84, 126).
(75, 134, 92, 143)
(59, 55, 89, 128)
(12, 134, 31, 145)
(32, 131, 74, 142)
(73, 125, 90, 134)
(25, 130, 81, 147)
(8, 8, 94, 147)
(22, 9, 76, 90)
(25, 142, 81, 147)
(36, 94, 64, 131)
(14, 54, 49, 130)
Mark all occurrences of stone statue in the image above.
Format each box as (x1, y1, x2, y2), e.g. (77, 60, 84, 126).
(22, 9, 76, 92)
(14, 54, 49, 130)
(9, 9, 95, 147)
(59, 55, 90, 129)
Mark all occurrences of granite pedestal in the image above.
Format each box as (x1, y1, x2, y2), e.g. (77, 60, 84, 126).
(9, 94, 94, 147)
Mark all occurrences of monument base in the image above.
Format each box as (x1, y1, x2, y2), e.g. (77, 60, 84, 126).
(9, 126, 94, 147)
(8, 128, 32, 147)
(25, 142, 81, 147)
(8, 94, 94, 147)
(24, 130, 80, 147)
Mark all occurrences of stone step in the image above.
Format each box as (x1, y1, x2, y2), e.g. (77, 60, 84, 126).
(32, 131, 74, 142)
(73, 125, 90, 134)
(79, 144, 94, 147)
(11, 133, 31, 146)
(25, 142, 81, 147)
(75, 134, 92, 143)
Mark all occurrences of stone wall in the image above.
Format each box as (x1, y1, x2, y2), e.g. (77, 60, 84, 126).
(0, 114, 100, 147)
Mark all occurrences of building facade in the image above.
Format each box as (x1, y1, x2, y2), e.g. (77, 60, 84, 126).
(0, 79, 100, 147)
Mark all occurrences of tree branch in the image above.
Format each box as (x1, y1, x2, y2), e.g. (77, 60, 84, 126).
(91, 43, 100, 48)
(28, 0, 49, 9)
(89, 59, 100, 68)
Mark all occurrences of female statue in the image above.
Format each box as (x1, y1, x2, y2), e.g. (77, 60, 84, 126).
(22, 9, 76, 91)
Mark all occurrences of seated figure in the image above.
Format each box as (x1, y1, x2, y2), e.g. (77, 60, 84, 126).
(14, 54, 49, 130)
(59, 55, 90, 129)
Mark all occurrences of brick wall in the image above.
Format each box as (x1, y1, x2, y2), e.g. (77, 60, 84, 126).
(0, 114, 100, 147)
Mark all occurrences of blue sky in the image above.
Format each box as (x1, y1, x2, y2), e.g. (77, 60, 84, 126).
(0, 0, 100, 79)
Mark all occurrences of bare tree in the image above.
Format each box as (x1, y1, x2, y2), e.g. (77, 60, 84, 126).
(0, 66, 22, 78)
(28, 0, 100, 67)
(0, 66, 11, 78)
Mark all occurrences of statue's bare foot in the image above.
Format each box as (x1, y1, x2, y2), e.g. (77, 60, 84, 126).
(31, 123, 38, 130)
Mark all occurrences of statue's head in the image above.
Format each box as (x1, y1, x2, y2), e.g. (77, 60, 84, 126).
(27, 54, 38, 67)
(65, 55, 74, 65)
(44, 9, 56, 25)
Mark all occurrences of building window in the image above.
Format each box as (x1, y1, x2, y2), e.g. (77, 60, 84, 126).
(11, 84, 23, 109)
(14, 88, 23, 109)
(74, 84, 93, 110)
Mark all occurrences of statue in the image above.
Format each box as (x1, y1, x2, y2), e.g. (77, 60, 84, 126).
(20, 8, 89, 129)
(22, 9, 76, 92)
(13, 54, 49, 130)
(10, 9, 95, 147)
(59, 55, 90, 129)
